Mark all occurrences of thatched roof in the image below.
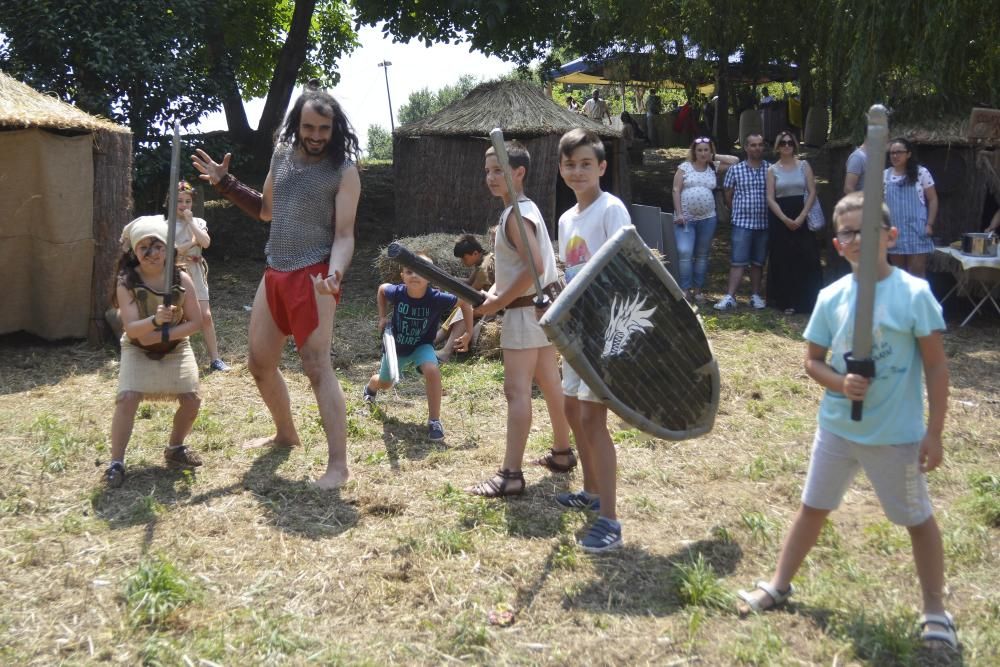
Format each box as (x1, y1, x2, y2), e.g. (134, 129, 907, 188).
(0, 72, 128, 134)
(395, 79, 620, 139)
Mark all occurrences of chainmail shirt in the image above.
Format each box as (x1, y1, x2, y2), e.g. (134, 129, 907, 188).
(266, 142, 352, 271)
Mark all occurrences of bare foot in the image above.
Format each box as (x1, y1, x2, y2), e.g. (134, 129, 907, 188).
(241, 435, 300, 450)
(314, 466, 350, 490)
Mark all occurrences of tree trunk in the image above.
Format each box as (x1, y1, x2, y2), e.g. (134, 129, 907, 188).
(252, 0, 317, 160)
(204, 8, 252, 145)
(715, 57, 731, 151)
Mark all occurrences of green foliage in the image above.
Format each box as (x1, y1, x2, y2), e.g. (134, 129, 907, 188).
(123, 555, 198, 627)
(397, 74, 480, 125)
(365, 124, 393, 161)
(964, 472, 1000, 527)
(670, 552, 732, 610)
(30, 413, 89, 473)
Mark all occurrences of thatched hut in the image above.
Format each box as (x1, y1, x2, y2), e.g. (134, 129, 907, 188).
(0, 73, 132, 344)
(393, 80, 629, 238)
(827, 116, 1000, 242)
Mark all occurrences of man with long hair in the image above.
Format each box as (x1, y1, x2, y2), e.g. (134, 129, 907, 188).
(192, 82, 361, 489)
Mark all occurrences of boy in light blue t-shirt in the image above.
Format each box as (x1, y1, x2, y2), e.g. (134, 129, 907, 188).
(736, 192, 957, 651)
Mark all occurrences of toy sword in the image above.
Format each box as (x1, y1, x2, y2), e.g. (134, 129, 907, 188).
(844, 104, 889, 421)
(161, 119, 182, 344)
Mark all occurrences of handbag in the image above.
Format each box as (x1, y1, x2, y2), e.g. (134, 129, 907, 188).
(805, 195, 824, 231)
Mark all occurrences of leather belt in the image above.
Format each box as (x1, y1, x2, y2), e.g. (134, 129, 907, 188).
(507, 282, 562, 309)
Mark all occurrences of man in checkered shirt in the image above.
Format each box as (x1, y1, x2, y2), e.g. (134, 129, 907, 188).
(715, 133, 770, 311)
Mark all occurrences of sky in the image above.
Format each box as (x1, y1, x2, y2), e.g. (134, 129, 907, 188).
(196, 25, 516, 154)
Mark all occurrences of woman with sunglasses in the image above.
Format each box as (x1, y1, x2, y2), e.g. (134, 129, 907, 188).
(765, 131, 823, 314)
(883, 138, 938, 278)
(671, 136, 738, 303)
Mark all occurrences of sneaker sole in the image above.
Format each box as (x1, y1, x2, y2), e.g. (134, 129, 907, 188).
(580, 538, 624, 554)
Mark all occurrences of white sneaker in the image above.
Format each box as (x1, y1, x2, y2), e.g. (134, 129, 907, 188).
(714, 294, 738, 311)
(750, 294, 766, 310)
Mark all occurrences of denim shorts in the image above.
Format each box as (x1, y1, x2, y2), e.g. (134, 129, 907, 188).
(379, 343, 438, 383)
(730, 226, 769, 267)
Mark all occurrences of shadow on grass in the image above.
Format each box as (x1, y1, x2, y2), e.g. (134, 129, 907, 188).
(793, 604, 966, 667)
(514, 537, 743, 617)
(92, 448, 358, 542)
(0, 333, 115, 396)
(382, 419, 450, 469)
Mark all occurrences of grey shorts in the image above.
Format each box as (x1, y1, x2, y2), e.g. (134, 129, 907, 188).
(801, 427, 933, 526)
(561, 361, 601, 403)
(501, 307, 551, 350)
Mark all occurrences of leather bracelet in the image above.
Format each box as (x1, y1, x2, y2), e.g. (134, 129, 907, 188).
(213, 173, 263, 219)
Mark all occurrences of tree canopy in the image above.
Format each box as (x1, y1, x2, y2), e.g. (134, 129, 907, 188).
(0, 0, 357, 155)
(354, 0, 999, 140)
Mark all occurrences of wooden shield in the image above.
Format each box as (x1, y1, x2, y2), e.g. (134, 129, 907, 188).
(539, 226, 719, 440)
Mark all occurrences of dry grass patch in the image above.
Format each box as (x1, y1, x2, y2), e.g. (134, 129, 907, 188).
(1, 238, 997, 665)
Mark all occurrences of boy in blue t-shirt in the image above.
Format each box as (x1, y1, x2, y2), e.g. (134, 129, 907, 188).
(736, 192, 956, 651)
(363, 256, 474, 441)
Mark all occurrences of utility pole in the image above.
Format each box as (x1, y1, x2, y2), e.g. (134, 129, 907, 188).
(377, 60, 395, 133)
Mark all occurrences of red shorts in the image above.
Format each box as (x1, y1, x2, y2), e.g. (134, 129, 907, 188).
(264, 261, 342, 348)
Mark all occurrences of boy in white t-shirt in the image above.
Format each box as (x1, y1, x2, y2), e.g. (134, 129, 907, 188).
(555, 129, 632, 553)
(465, 141, 574, 497)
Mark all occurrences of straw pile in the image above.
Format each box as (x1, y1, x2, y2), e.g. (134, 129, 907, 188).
(373, 233, 491, 284)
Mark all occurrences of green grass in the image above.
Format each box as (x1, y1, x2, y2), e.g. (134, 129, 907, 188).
(123, 555, 198, 627)
(671, 552, 733, 611)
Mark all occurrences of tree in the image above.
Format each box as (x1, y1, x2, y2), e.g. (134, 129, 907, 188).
(355, 0, 998, 141)
(397, 74, 479, 125)
(365, 124, 393, 161)
(0, 0, 358, 160)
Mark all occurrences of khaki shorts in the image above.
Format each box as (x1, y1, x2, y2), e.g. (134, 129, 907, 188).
(500, 307, 550, 350)
(801, 427, 933, 527)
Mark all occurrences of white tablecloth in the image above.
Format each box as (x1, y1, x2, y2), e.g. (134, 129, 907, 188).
(934, 246, 1000, 271)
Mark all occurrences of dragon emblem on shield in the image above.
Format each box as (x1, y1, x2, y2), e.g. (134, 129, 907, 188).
(602, 294, 657, 359)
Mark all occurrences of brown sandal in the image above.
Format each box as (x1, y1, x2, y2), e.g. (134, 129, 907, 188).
(534, 448, 577, 473)
(466, 469, 525, 498)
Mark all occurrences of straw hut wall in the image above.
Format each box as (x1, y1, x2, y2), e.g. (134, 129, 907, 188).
(393, 80, 630, 238)
(827, 115, 1000, 242)
(0, 73, 132, 344)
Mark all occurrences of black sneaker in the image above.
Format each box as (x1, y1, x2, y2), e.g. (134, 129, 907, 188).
(104, 462, 125, 488)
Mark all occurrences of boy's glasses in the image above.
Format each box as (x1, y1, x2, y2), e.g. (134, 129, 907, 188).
(777, 139, 795, 147)
(889, 150, 908, 155)
(836, 227, 889, 244)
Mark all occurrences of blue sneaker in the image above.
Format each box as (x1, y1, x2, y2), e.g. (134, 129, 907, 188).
(104, 461, 125, 488)
(209, 359, 231, 372)
(555, 491, 600, 511)
(428, 419, 445, 441)
(362, 386, 377, 405)
(579, 517, 623, 553)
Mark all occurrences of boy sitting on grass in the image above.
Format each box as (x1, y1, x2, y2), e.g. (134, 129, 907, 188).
(736, 191, 956, 651)
(436, 233, 495, 361)
(363, 254, 474, 441)
(554, 128, 632, 553)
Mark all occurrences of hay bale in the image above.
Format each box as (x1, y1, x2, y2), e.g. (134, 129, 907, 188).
(475, 318, 503, 359)
(374, 232, 491, 284)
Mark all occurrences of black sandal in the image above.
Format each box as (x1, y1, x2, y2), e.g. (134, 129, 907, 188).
(466, 469, 525, 498)
(534, 448, 578, 473)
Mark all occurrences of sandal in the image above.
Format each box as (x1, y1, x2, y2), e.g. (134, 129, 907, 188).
(534, 447, 578, 473)
(466, 469, 525, 498)
(736, 580, 794, 615)
(919, 611, 958, 650)
(164, 444, 203, 468)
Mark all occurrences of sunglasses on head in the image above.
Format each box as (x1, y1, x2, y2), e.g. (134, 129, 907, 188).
(694, 137, 712, 144)
(778, 138, 795, 147)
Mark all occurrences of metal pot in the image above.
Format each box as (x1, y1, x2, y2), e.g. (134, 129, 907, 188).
(961, 232, 998, 257)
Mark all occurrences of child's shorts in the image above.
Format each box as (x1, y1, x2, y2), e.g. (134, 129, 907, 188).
(561, 362, 601, 404)
(801, 427, 933, 527)
(500, 307, 550, 350)
(379, 343, 438, 383)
